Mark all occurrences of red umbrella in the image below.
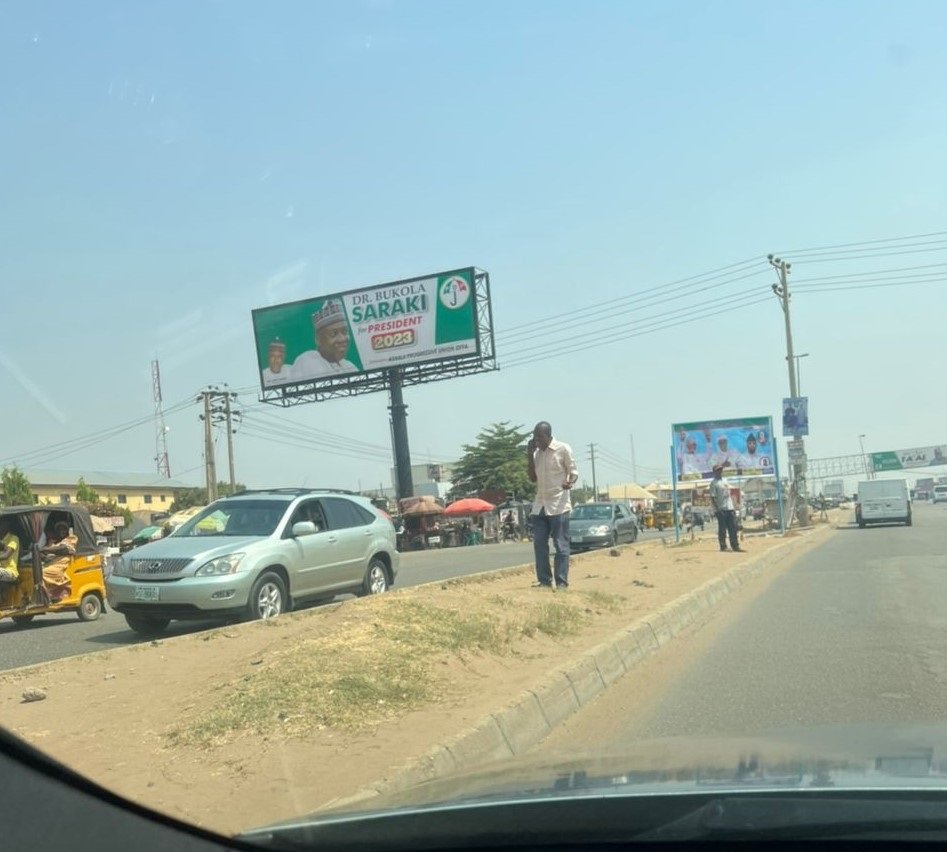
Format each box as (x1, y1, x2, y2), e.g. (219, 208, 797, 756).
(444, 497, 496, 516)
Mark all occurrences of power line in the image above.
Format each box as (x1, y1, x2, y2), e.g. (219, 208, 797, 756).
(499, 268, 769, 347)
(0, 396, 195, 469)
(501, 291, 773, 369)
(240, 412, 400, 460)
(775, 230, 947, 255)
(498, 258, 765, 341)
(795, 275, 947, 295)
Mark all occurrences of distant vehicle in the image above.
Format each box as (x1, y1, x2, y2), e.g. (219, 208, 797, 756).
(855, 479, 911, 527)
(569, 501, 638, 551)
(932, 485, 947, 504)
(106, 489, 399, 634)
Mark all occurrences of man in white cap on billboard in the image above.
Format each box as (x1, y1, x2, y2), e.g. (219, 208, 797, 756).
(292, 299, 358, 380)
(261, 338, 293, 387)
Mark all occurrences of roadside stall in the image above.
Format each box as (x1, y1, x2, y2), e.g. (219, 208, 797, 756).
(398, 496, 446, 550)
(443, 498, 497, 545)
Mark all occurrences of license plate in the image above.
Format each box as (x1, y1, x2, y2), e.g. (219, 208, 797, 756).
(134, 586, 160, 602)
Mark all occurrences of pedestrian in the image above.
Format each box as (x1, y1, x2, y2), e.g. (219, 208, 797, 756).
(527, 421, 578, 589)
(709, 464, 743, 552)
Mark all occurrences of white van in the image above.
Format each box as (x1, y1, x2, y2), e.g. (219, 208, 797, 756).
(932, 485, 947, 504)
(855, 479, 911, 527)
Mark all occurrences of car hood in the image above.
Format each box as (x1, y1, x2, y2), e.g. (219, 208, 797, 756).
(568, 518, 611, 528)
(242, 722, 947, 842)
(123, 535, 267, 562)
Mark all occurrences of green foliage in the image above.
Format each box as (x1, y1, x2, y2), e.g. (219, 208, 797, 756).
(170, 482, 246, 513)
(83, 499, 134, 527)
(450, 422, 535, 501)
(75, 476, 99, 503)
(1, 466, 34, 506)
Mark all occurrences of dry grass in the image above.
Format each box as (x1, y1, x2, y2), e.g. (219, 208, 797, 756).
(167, 595, 597, 748)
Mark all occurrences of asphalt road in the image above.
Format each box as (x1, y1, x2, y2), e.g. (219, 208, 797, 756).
(0, 529, 670, 671)
(535, 501, 947, 755)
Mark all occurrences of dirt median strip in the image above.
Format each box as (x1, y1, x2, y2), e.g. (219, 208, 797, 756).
(0, 518, 838, 834)
(330, 522, 835, 811)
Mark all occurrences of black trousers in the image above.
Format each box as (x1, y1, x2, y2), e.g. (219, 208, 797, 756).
(716, 509, 739, 550)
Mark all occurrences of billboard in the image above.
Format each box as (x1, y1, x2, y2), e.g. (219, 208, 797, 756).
(252, 268, 480, 391)
(871, 445, 947, 471)
(673, 416, 775, 480)
(782, 396, 809, 437)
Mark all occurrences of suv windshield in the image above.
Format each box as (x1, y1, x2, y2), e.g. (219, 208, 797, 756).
(572, 505, 613, 521)
(173, 499, 290, 537)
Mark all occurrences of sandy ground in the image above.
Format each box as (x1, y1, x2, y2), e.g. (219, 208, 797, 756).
(0, 517, 838, 836)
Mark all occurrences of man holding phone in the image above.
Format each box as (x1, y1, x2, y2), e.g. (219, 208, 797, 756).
(527, 421, 578, 590)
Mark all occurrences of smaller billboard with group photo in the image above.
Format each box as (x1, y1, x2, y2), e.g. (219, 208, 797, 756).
(782, 397, 809, 436)
(673, 416, 775, 481)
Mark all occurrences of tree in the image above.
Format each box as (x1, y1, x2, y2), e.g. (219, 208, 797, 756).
(450, 422, 535, 502)
(75, 476, 99, 504)
(170, 482, 246, 513)
(1, 466, 34, 506)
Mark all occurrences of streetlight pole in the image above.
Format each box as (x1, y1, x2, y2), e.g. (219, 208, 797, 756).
(790, 352, 810, 394)
(859, 434, 872, 480)
(769, 254, 809, 526)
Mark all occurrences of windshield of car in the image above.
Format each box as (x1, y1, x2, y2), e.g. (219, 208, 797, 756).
(3, 1, 947, 847)
(571, 505, 613, 521)
(174, 500, 289, 537)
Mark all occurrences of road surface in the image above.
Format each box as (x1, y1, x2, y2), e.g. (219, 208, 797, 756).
(534, 501, 947, 756)
(0, 528, 670, 671)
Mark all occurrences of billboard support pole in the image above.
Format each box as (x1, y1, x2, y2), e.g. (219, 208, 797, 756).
(670, 444, 680, 543)
(388, 369, 414, 500)
(773, 441, 787, 534)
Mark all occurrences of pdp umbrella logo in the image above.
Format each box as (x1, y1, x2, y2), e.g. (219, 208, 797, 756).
(439, 275, 471, 310)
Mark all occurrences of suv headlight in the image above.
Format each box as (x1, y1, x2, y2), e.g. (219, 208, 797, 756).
(195, 553, 246, 576)
(589, 525, 610, 535)
(112, 556, 127, 577)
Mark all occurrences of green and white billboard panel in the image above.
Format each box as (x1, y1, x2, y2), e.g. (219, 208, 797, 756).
(252, 268, 479, 390)
(871, 445, 947, 471)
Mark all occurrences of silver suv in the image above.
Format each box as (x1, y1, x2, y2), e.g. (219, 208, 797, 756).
(106, 489, 399, 635)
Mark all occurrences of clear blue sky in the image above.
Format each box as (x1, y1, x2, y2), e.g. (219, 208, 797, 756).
(1, 1, 945, 492)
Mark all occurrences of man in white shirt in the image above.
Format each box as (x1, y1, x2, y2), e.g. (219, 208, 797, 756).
(261, 338, 293, 387)
(708, 464, 742, 552)
(291, 299, 358, 381)
(527, 421, 578, 589)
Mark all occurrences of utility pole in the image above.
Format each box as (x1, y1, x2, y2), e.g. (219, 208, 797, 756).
(588, 443, 598, 500)
(199, 391, 217, 502)
(199, 386, 242, 501)
(629, 434, 638, 484)
(224, 392, 236, 492)
(769, 254, 809, 526)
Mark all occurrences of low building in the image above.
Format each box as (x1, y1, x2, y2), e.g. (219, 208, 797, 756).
(21, 469, 191, 513)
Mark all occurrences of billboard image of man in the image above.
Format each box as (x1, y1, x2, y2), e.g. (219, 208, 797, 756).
(291, 299, 358, 380)
(930, 447, 947, 467)
(261, 338, 292, 387)
(710, 435, 737, 470)
(681, 437, 708, 476)
(736, 433, 773, 473)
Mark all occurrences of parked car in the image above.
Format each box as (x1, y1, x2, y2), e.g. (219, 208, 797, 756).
(106, 489, 399, 635)
(568, 501, 638, 551)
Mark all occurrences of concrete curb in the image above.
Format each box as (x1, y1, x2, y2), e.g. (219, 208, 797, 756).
(328, 524, 834, 810)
